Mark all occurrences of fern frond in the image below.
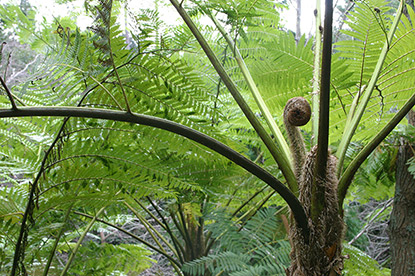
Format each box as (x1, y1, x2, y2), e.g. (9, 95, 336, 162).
(185, 207, 290, 275)
(343, 243, 390, 275)
(183, 251, 251, 276)
(332, 0, 415, 146)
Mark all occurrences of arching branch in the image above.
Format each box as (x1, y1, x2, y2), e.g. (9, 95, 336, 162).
(0, 106, 309, 240)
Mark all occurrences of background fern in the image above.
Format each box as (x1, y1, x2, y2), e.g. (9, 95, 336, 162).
(182, 207, 290, 276)
(0, 0, 412, 274)
(333, 0, 415, 143)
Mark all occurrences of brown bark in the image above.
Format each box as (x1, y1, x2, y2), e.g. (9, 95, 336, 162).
(389, 110, 415, 276)
(287, 147, 344, 276)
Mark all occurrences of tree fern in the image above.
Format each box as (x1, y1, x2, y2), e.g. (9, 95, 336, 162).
(183, 207, 291, 276)
(2, 0, 414, 275)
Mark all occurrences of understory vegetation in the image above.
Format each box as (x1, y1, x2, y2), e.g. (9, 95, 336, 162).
(0, 0, 414, 275)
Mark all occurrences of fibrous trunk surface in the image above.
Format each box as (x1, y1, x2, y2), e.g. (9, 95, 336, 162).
(287, 146, 344, 276)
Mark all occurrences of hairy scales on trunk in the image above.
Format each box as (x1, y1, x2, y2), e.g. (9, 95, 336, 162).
(283, 97, 344, 276)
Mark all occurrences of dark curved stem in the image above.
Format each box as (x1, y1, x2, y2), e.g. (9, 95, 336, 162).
(10, 117, 70, 276)
(312, 0, 333, 221)
(0, 76, 17, 110)
(0, 106, 310, 241)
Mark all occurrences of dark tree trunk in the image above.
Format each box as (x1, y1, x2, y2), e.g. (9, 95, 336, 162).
(403, 0, 415, 21)
(389, 110, 415, 276)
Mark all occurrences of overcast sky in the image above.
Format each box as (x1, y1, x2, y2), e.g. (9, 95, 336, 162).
(0, 0, 322, 36)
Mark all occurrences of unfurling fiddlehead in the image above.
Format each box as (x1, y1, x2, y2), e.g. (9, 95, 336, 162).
(283, 97, 311, 182)
(283, 97, 345, 275)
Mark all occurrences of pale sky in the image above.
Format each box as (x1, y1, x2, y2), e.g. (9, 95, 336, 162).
(0, 0, 315, 34)
(0, 0, 334, 37)
(281, 0, 318, 36)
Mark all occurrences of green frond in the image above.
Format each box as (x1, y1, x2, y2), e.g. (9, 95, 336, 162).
(122, 54, 222, 125)
(0, 4, 56, 50)
(408, 155, 415, 178)
(0, 128, 37, 154)
(343, 243, 390, 275)
(12, 33, 95, 107)
(244, 32, 314, 124)
(39, 192, 121, 212)
(0, 186, 26, 223)
(332, 0, 393, 136)
(61, 242, 154, 275)
(130, 8, 168, 50)
(243, 2, 286, 39)
(184, 207, 290, 275)
(0, 185, 28, 268)
(0, 116, 50, 179)
(346, 142, 396, 201)
(183, 251, 251, 275)
(31, 115, 250, 218)
(332, 0, 415, 149)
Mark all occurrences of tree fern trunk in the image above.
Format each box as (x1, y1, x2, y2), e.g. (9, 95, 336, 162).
(389, 110, 415, 276)
(181, 208, 211, 276)
(287, 147, 344, 276)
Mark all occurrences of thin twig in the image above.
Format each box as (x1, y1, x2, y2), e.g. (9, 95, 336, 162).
(0, 76, 18, 110)
(348, 198, 393, 245)
(9, 54, 41, 83)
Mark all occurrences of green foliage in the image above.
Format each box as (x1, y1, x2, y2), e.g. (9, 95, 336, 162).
(183, 207, 290, 276)
(0, 186, 27, 271)
(0, 3, 74, 50)
(182, 207, 391, 276)
(345, 142, 396, 201)
(249, 32, 315, 114)
(343, 203, 369, 250)
(343, 243, 391, 275)
(60, 241, 154, 275)
(408, 155, 415, 178)
(0, 4, 37, 45)
(333, 0, 415, 144)
(191, 0, 287, 36)
(87, 0, 128, 68)
(1, 0, 414, 274)
(0, 1, 251, 273)
(402, 124, 415, 178)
